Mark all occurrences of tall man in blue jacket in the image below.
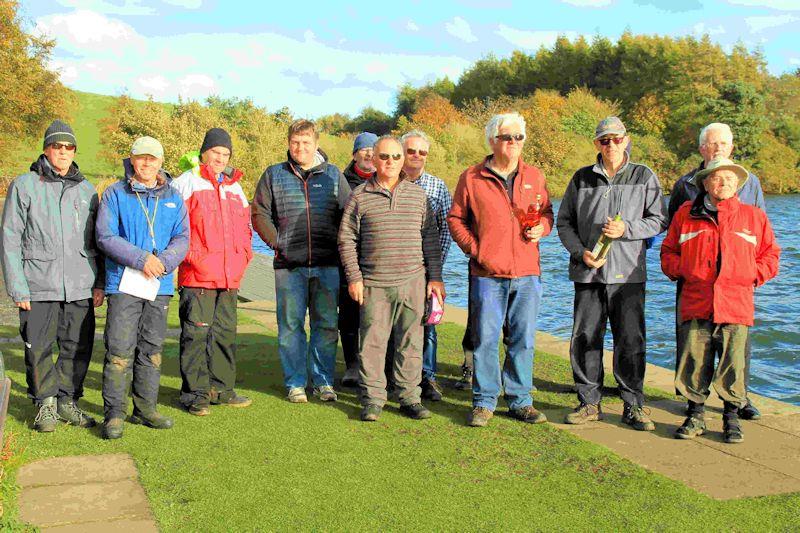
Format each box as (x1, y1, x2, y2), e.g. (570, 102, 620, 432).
(96, 136, 189, 439)
(667, 122, 766, 420)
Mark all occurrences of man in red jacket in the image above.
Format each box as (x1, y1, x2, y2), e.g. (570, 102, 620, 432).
(448, 112, 553, 428)
(661, 157, 780, 444)
(173, 128, 254, 416)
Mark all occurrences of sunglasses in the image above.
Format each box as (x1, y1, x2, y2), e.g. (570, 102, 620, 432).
(495, 134, 525, 142)
(377, 153, 402, 161)
(406, 148, 428, 156)
(49, 142, 76, 151)
(598, 137, 626, 146)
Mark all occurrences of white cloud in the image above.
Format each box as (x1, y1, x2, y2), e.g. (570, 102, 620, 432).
(727, 0, 800, 9)
(406, 20, 420, 32)
(495, 25, 579, 49)
(178, 74, 217, 99)
(54, 0, 155, 15)
(163, 0, 202, 7)
(692, 22, 726, 35)
(789, 57, 800, 65)
(561, 0, 613, 6)
(137, 74, 171, 95)
(445, 17, 477, 42)
(34, 10, 145, 55)
(744, 14, 799, 33)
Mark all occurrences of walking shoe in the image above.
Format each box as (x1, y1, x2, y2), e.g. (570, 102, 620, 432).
(57, 397, 97, 428)
(188, 404, 210, 416)
(723, 418, 744, 444)
(130, 411, 174, 430)
(102, 418, 124, 440)
(287, 387, 308, 403)
(675, 416, 706, 440)
(421, 378, 443, 402)
(564, 403, 603, 425)
(454, 366, 473, 391)
(33, 397, 59, 433)
(212, 393, 252, 408)
(622, 404, 656, 431)
(468, 407, 493, 427)
(400, 403, 432, 420)
(509, 405, 548, 424)
(360, 404, 382, 422)
(739, 399, 761, 420)
(315, 385, 338, 402)
(341, 367, 360, 388)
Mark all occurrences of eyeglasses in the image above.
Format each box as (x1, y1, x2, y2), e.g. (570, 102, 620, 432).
(598, 137, 626, 146)
(495, 134, 525, 142)
(377, 153, 402, 161)
(406, 148, 428, 156)
(49, 142, 76, 151)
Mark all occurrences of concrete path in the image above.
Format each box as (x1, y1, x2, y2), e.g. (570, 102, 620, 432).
(16, 453, 158, 531)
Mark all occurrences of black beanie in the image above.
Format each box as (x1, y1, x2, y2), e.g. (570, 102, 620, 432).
(43, 120, 77, 150)
(200, 128, 233, 155)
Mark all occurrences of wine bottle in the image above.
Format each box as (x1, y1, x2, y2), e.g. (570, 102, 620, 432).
(591, 213, 622, 261)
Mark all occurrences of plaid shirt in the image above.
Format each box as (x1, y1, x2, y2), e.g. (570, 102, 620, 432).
(410, 172, 453, 264)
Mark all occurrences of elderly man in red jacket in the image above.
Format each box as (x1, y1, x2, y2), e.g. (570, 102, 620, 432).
(661, 157, 780, 444)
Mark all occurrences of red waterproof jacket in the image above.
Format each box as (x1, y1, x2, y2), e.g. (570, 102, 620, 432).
(448, 156, 553, 278)
(172, 164, 253, 289)
(661, 195, 780, 326)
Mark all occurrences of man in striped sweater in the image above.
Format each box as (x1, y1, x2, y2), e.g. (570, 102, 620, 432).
(338, 136, 445, 422)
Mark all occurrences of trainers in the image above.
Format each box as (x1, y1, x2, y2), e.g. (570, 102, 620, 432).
(454, 366, 473, 391)
(130, 411, 174, 430)
(287, 387, 308, 403)
(622, 404, 656, 431)
(509, 405, 548, 424)
(723, 418, 744, 444)
(739, 399, 761, 420)
(102, 418, 124, 440)
(400, 403, 432, 420)
(675, 416, 706, 440)
(188, 404, 210, 416)
(341, 367, 360, 388)
(212, 393, 252, 408)
(421, 378, 443, 402)
(57, 397, 97, 428)
(33, 397, 59, 433)
(360, 404, 382, 422)
(564, 403, 603, 425)
(468, 407, 493, 427)
(315, 385, 338, 402)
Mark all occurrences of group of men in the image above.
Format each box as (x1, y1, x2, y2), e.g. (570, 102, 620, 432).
(2, 113, 780, 443)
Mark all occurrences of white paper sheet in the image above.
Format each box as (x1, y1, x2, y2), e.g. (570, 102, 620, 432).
(118, 266, 160, 301)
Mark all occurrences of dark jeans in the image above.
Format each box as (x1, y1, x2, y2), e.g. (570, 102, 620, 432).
(19, 299, 95, 402)
(338, 278, 360, 371)
(179, 287, 238, 407)
(569, 282, 646, 407)
(102, 293, 170, 420)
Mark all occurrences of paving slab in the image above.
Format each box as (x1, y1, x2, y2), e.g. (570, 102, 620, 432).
(17, 453, 139, 488)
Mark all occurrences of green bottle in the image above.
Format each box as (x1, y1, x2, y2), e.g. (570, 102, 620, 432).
(591, 213, 622, 261)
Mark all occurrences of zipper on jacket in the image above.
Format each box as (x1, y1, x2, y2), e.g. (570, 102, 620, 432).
(303, 179, 313, 266)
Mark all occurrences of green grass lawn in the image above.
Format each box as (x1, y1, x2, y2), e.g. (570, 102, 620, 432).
(1, 321, 799, 530)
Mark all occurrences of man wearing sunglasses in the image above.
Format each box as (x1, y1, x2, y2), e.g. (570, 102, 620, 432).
(338, 136, 445, 422)
(448, 112, 553, 428)
(2, 120, 105, 432)
(557, 116, 668, 430)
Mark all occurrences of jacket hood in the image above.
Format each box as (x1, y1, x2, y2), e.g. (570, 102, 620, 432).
(31, 154, 84, 184)
(199, 163, 244, 185)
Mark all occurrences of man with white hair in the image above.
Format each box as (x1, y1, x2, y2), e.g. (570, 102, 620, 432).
(448, 112, 553, 428)
(667, 122, 766, 420)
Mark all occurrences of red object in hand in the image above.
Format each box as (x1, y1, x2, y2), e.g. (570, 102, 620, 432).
(514, 194, 542, 231)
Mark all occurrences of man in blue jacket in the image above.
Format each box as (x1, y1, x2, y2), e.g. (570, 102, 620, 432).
(667, 122, 766, 420)
(96, 136, 189, 439)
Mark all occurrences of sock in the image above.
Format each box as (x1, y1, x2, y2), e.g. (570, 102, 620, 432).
(688, 401, 705, 418)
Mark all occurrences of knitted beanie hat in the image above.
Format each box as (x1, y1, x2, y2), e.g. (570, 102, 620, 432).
(43, 120, 77, 150)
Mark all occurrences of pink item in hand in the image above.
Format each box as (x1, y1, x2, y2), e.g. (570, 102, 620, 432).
(424, 295, 444, 326)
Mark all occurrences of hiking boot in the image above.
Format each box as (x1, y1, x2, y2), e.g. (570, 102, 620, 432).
(421, 378, 443, 402)
(130, 411, 174, 430)
(400, 403, 432, 420)
(675, 416, 706, 440)
(102, 418, 124, 440)
(287, 387, 308, 403)
(723, 418, 744, 444)
(57, 397, 97, 428)
(360, 404, 382, 422)
(468, 407, 493, 427)
(454, 366, 473, 391)
(212, 393, 252, 408)
(564, 403, 602, 425)
(509, 405, 548, 424)
(622, 404, 656, 431)
(33, 397, 59, 433)
(315, 385, 338, 402)
(341, 367, 360, 388)
(188, 404, 210, 416)
(739, 399, 761, 420)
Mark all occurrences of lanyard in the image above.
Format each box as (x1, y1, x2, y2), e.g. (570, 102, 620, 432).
(133, 189, 159, 253)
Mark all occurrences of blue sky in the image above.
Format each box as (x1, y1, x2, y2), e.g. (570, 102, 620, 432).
(21, 0, 800, 118)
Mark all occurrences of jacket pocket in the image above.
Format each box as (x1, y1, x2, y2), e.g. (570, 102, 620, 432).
(22, 245, 57, 261)
(22, 245, 57, 294)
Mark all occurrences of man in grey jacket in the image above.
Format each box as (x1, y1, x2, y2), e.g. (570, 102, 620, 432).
(557, 117, 668, 431)
(1, 120, 105, 432)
